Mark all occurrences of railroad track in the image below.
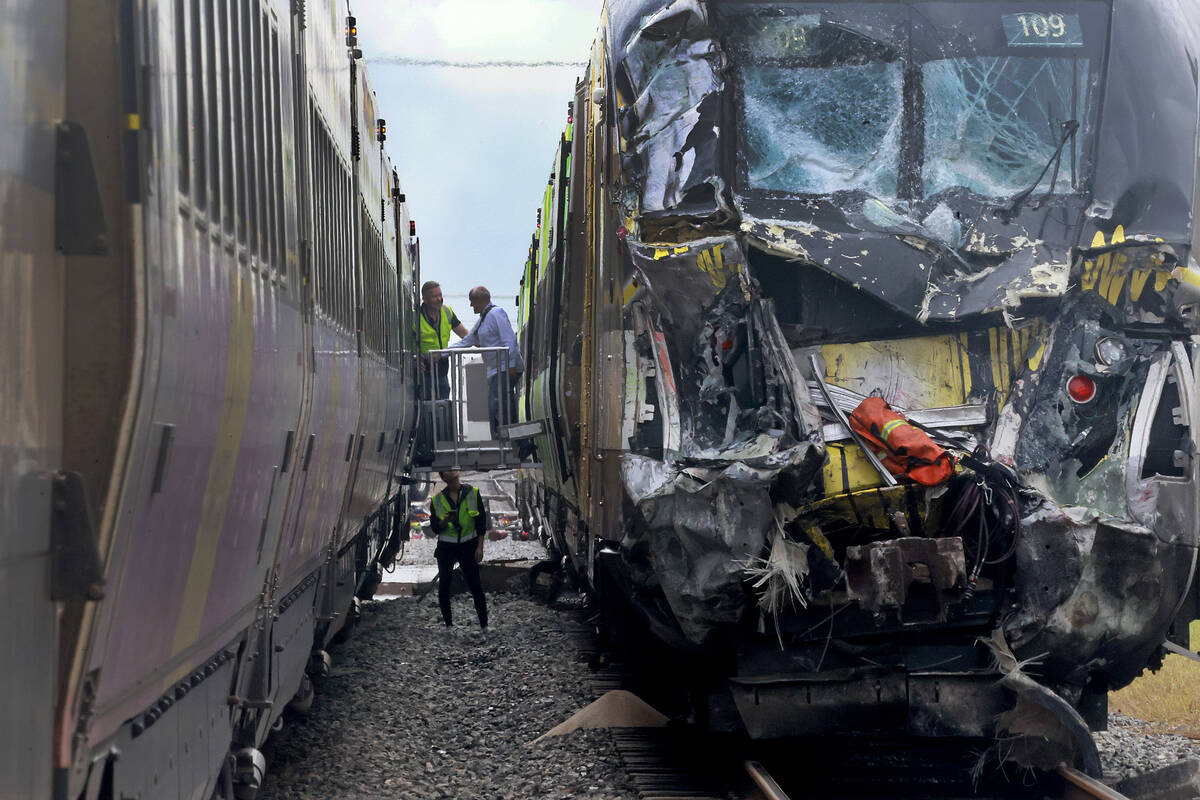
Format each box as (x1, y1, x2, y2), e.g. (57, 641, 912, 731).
(741, 763, 1133, 800)
(565, 613, 1136, 800)
(1057, 766, 1133, 800)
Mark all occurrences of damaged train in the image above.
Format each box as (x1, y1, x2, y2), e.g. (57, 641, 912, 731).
(515, 0, 1200, 774)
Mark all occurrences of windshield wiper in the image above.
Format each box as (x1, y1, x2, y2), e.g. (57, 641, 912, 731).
(995, 119, 1079, 223)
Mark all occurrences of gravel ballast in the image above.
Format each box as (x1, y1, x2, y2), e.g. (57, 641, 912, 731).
(1096, 713, 1200, 782)
(259, 519, 1200, 799)
(258, 592, 639, 800)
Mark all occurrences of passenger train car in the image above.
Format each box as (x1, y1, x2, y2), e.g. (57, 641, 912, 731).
(517, 0, 1200, 774)
(2, 2, 417, 797)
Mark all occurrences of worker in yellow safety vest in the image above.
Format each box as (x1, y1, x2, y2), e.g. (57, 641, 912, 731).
(429, 470, 489, 636)
(419, 280, 469, 400)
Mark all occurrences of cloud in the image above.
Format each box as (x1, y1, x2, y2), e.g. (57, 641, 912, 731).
(354, 0, 600, 62)
(350, 0, 600, 307)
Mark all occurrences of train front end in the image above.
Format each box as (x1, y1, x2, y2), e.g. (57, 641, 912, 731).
(600, 0, 1200, 767)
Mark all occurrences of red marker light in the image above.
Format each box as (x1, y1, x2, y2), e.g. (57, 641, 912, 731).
(1066, 374, 1096, 404)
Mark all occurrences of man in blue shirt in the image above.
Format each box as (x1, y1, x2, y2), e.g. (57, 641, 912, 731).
(451, 286, 525, 439)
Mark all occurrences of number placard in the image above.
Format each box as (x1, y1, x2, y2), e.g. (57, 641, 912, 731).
(1002, 13, 1084, 47)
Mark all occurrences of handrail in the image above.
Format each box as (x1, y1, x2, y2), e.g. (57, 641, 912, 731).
(418, 346, 515, 471)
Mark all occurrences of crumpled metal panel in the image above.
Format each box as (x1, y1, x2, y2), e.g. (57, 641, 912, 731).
(620, 455, 776, 644)
(844, 536, 966, 617)
(625, 235, 743, 368)
(588, 0, 1200, 747)
(607, 0, 726, 214)
(1003, 506, 1197, 688)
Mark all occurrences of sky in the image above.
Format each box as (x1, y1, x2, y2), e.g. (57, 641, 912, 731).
(353, 0, 602, 314)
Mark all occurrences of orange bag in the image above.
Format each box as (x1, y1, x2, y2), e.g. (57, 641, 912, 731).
(848, 397, 954, 486)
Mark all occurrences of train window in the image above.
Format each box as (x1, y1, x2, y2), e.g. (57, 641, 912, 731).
(336, 168, 345, 324)
(362, 206, 374, 350)
(189, 0, 207, 209)
(271, 27, 286, 280)
(205, 0, 219, 220)
(175, 0, 189, 195)
(254, 10, 269, 263)
(344, 177, 351, 327)
(333, 162, 342, 323)
(342, 172, 352, 328)
(329, 145, 338, 319)
(232, 1, 247, 242)
(316, 116, 329, 314)
(218, 0, 234, 231)
(320, 130, 329, 311)
(363, 213, 370, 348)
(240, 0, 258, 255)
(323, 144, 333, 320)
(329, 147, 337, 320)
(311, 106, 323, 309)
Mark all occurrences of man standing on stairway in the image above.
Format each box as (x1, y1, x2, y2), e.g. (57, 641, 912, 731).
(429, 470, 489, 637)
(450, 286, 525, 439)
(419, 281, 469, 400)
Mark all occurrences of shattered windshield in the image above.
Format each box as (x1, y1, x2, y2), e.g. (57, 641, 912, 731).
(743, 62, 902, 196)
(923, 57, 1089, 197)
(721, 4, 1101, 202)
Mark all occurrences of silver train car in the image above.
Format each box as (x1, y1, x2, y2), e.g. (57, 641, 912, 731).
(3, 2, 418, 797)
(516, 0, 1200, 775)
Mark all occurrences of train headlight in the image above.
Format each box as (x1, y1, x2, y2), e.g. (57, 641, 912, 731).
(1095, 337, 1127, 366)
(1067, 374, 1097, 404)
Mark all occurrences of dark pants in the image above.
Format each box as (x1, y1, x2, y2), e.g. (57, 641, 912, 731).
(421, 361, 451, 401)
(488, 372, 518, 439)
(435, 538, 488, 628)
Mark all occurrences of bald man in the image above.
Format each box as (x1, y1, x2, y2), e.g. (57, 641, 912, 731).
(450, 286, 524, 438)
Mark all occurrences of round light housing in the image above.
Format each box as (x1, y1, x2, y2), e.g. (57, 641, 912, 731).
(1067, 374, 1097, 404)
(1095, 337, 1127, 366)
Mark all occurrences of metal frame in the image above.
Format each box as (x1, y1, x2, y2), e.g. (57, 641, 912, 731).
(420, 346, 514, 471)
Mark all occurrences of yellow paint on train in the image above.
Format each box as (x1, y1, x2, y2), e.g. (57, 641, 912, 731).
(621, 276, 640, 305)
(821, 324, 1043, 416)
(822, 442, 885, 494)
(821, 334, 974, 409)
(1080, 226, 1177, 305)
(167, 274, 255, 681)
(695, 244, 729, 290)
(818, 323, 1046, 492)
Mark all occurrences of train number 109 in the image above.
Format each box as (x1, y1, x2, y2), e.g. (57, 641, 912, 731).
(1003, 12, 1083, 47)
(1015, 13, 1068, 38)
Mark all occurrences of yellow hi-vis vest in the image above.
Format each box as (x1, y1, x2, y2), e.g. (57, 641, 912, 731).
(419, 305, 455, 354)
(431, 486, 481, 543)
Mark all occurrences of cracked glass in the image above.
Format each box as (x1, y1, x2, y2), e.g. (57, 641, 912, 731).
(725, 6, 1099, 202)
(923, 56, 1091, 198)
(742, 62, 902, 196)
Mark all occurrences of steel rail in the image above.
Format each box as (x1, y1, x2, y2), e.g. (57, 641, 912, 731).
(744, 760, 791, 800)
(1057, 766, 1133, 800)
